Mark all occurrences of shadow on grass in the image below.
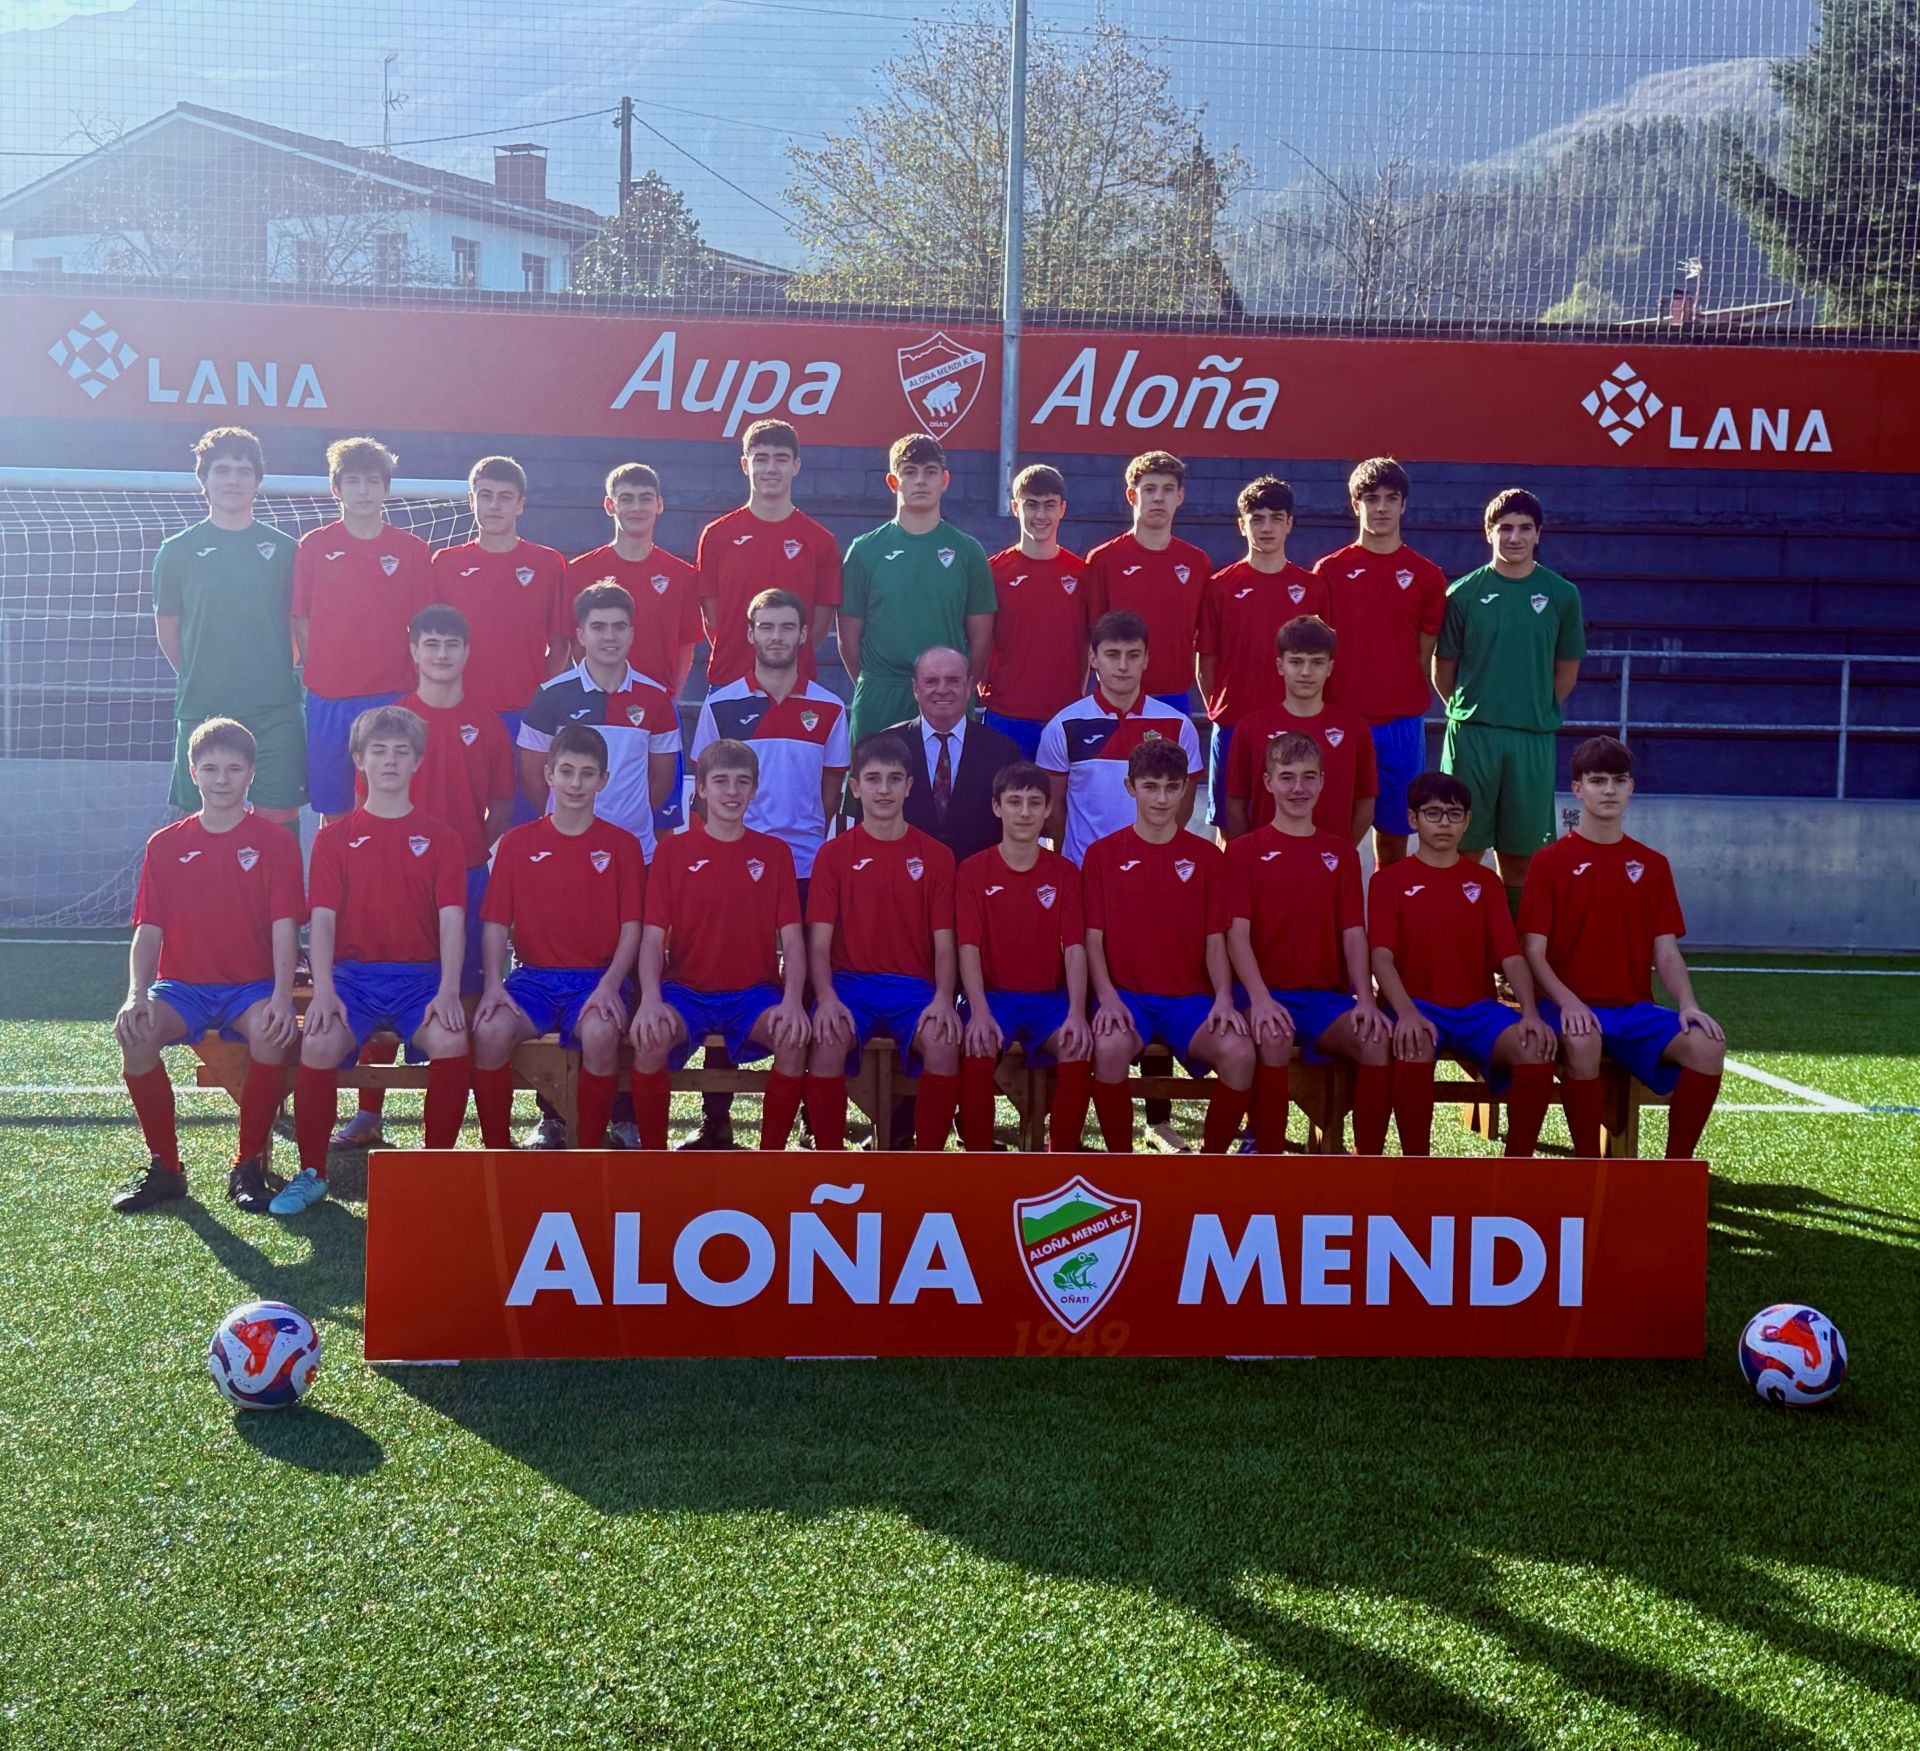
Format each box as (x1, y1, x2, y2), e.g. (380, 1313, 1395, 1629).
(235, 1403, 384, 1475)
(182, 1199, 368, 1333)
(386, 1174, 1920, 1746)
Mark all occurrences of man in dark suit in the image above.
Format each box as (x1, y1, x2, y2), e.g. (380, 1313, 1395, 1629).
(888, 644, 1025, 868)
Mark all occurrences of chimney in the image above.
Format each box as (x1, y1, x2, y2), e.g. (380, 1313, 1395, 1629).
(494, 143, 547, 205)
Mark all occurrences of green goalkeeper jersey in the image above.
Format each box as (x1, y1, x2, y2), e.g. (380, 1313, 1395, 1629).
(152, 518, 301, 720)
(1436, 562, 1585, 732)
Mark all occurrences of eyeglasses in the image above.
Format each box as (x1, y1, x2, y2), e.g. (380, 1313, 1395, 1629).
(1415, 807, 1468, 825)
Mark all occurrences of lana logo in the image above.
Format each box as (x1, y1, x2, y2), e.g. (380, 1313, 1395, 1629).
(1395, 569, 1413, 590)
(1531, 594, 1549, 614)
(650, 575, 670, 595)
(348, 835, 371, 849)
(783, 537, 802, 559)
(1322, 851, 1340, 871)
(460, 724, 479, 745)
(746, 859, 765, 882)
(687, 859, 710, 873)
(589, 850, 612, 873)
(236, 846, 259, 871)
(380, 554, 400, 576)
(515, 566, 535, 587)
(852, 858, 873, 871)
(1573, 862, 1592, 875)
(45, 309, 136, 398)
(256, 542, 276, 560)
(1463, 881, 1482, 903)
(1174, 858, 1195, 883)
(1581, 360, 1663, 447)
(1061, 575, 1077, 594)
(1626, 860, 1645, 883)
(1288, 583, 1306, 603)
(627, 705, 647, 726)
(177, 849, 202, 863)
(897, 331, 985, 439)
(1037, 884, 1057, 909)
(936, 547, 956, 570)
(324, 550, 346, 562)
(408, 835, 430, 857)
(906, 857, 925, 881)
(1325, 728, 1344, 747)
(1014, 1175, 1140, 1332)
(529, 851, 553, 862)
(1174, 565, 1191, 585)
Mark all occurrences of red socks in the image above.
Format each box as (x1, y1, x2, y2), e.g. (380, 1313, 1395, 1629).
(293, 1065, 337, 1176)
(356, 1036, 400, 1116)
(761, 1071, 805, 1150)
(959, 1055, 999, 1151)
(124, 1064, 179, 1168)
(806, 1074, 848, 1151)
(236, 1060, 284, 1163)
(1392, 1059, 1435, 1156)
(1666, 1069, 1722, 1159)
(913, 1071, 961, 1151)
(1351, 1062, 1391, 1155)
(576, 1069, 619, 1148)
(1092, 1077, 1134, 1152)
(1048, 1060, 1093, 1151)
(473, 1063, 516, 1149)
(1252, 1063, 1290, 1154)
(1503, 1063, 1553, 1157)
(633, 1068, 671, 1150)
(423, 1054, 470, 1148)
(1201, 1081, 1252, 1154)
(1562, 1075, 1603, 1157)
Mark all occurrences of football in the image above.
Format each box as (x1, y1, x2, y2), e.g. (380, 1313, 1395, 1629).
(1738, 1303, 1848, 1407)
(207, 1300, 322, 1412)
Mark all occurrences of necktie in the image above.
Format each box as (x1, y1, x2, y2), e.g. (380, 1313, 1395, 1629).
(933, 731, 953, 828)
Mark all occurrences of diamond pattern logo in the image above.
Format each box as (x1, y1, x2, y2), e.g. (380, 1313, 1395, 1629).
(47, 310, 137, 400)
(1581, 360, 1663, 448)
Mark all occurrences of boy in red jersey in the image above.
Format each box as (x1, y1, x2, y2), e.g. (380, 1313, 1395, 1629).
(956, 762, 1095, 1151)
(292, 436, 433, 822)
(1368, 772, 1557, 1156)
(1520, 736, 1725, 1159)
(281, 706, 470, 1214)
(698, 419, 841, 691)
(1083, 451, 1212, 709)
(805, 733, 962, 1150)
(111, 718, 303, 1214)
(1197, 477, 1329, 826)
(980, 465, 1088, 759)
(1225, 733, 1392, 1153)
(1222, 616, 1376, 845)
(629, 740, 811, 1151)
(472, 725, 645, 1150)
(1314, 457, 1448, 867)
(1083, 739, 1253, 1153)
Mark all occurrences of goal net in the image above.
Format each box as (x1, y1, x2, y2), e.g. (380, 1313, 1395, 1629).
(0, 473, 470, 927)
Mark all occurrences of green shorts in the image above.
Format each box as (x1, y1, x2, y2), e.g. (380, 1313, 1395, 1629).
(170, 701, 309, 813)
(1441, 720, 1555, 855)
(847, 673, 920, 749)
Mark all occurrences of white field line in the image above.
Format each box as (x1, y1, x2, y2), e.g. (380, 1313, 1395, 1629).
(1722, 1057, 1864, 1114)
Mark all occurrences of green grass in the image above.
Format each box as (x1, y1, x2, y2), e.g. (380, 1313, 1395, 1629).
(1, 941, 1917, 1748)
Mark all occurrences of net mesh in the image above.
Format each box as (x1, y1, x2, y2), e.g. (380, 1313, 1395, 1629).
(0, 485, 468, 925)
(1, 1, 1914, 339)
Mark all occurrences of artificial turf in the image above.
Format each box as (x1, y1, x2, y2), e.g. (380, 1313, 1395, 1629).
(1, 939, 1916, 1748)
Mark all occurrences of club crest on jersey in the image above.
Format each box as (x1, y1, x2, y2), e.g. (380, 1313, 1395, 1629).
(800, 709, 819, 732)
(1321, 850, 1339, 871)
(236, 845, 259, 872)
(380, 553, 400, 577)
(1037, 884, 1057, 909)
(1463, 881, 1482, 903)
(1061, 574, 1077, 594)
(627, 705, 647, 726)
(460, 723, 479, 745)
(1531, 593, 1549, 614)
(936, 547, 956, 569)
(1014, 1175, 1140, 1332)
(515, 566, 535, 587)
(906, 857, 925, 882)
(1174, 858, 1195, 883)
(256, 542, 276, 561)
(896, 330, 985, 439)
(1174, 564, 1191, 585)
(650, 574, 670, 596)
(1325, 727, 1345, 747)
(1626, 860, 1645, 883)
(747, 858, 765, 882)
(589, 850, 611, 873)
(783, 537, 802, 560)
(1395, 568, 1414, 590)
(1140, 728, 1162, 742)
(1288, 583, 1306, 603)
(408, 834, 430, 858)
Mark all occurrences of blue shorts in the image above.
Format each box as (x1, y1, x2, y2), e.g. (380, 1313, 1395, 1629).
(662, 982, 781, 1070)
(827, 971, 941, 1075)
(1400, 997, 1523, 1093)
(1152, 689, 1194, 715)
(1370, 713, 1430, 835)
(1538, 998, 1686, 1097)
(305, 689, 401, 815)
(981, 709, 1046, 761)
(965, 988, 1072, 1066)
(150, 978, 275, 1042)
(1235, 986, 1358, 1063)
(498, 709, 537, 825)
(1207, 722, 1235, 825)
(462, 863, 490, 994)
(333, 960, 440, 1055)
(1115, 988, 1218, 1078)
(505, 965, 618, 1049)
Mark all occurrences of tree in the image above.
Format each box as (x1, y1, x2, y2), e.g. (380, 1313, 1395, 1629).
(1721, 0, 1920, 326)
(784, 6, 1244, 315)
(573, 170, 712, 297)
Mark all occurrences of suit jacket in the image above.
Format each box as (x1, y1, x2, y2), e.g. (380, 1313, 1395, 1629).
(885, 714, 1026, 866)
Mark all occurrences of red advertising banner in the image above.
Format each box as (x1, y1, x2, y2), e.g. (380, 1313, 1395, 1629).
(8, 290, 1919, 472)
(362, 1151, 1706, 1362)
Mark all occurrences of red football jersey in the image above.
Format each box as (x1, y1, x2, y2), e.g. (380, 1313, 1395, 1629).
(1196, 559, 1329, 725)
(981, 547, 1089, 721)
(646, 826, 801, 993)
(1083, 531, 1212, 698)
(956, 844, 1085, 993)
(481, 815, 646, 970)
(1517, 832, 1687, 1008)
(291, 522, 434, 699)
(1223, 702, 1379, 837)
(568, 544, 702, 691)
(428, 539, 571, 714)
(308, 808, 467, 965)
(1226, 826, 1364, 994)
(132, 813, 305, 986)
(382, 692, 513, 868)
(697, 506, 843, 688)
(1082, 827, 1228, 997)
(1314, 542, 1448, 724)
(806, 824, 955, 982)
(1369, 856, 1519, 1008)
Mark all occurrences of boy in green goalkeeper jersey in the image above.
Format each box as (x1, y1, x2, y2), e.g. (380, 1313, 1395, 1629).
(1434, 488, 1585, 916)
(837, 432, 996, 744)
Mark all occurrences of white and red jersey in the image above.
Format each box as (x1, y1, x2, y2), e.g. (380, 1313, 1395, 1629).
(691, 677, 849, 879)
(1313, 542, 1448, 725)
(981, 546, 1089, 722)
(1225, 826, 1364, 993)
(482, 815, 646, 970)
(956, 844, 1084, 993)
(428, 538, 571, 714)
(1518, 831, 1687, 1008)
(1083, 531, 1212, 699)
(1196, 559, 1329, 725)
(1222, 701, 1378, 838)
(697, 505, 843, 689)
(132, 813, 305, 986)
(807, 824, 955, 982)
(567, 543, 702, 691)
(292, 522, 434, 699)
(1370, 856, 1519, 1008)
(517, 661, 681, 858)
(308, 808, 466, 965)
(1082, 826, 1228, 997)
(646, 826, 801, 992)
(1036, 690, 1203, 866)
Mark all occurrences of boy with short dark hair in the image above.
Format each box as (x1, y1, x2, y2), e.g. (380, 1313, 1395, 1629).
(111, 717, 303, 1214)
(1520, 735, 1725, 1159)
(1367, 772, 1557, 1156)
(1082, 738, 1254, 1153)
(805, 732, 962, 1150)
(292, 435, 434, 822)
(283, 706, 470, 1213)
(628, 739, 811, 1151)
(981, 464, 1089, 759)
(956, 761, 1095, 1151)
(1083, 451, 1212, 709)
(1225, 732, 1392, 1153)
(1222, 615, 1376, 844)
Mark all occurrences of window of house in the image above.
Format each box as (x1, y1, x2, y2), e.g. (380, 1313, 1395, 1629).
(452, 236, 480, 286)
(291, 238, 328, 282)
(522, 252, 549, 294)
(373, 231, 407, 282)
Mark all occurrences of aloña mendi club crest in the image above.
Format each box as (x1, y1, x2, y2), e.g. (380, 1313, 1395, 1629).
(1013, 1176, 1140, 1331)
(897, 332, 986, 440)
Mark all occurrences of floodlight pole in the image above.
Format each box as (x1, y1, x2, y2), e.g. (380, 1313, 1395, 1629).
(998, 0, 1028, 506)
